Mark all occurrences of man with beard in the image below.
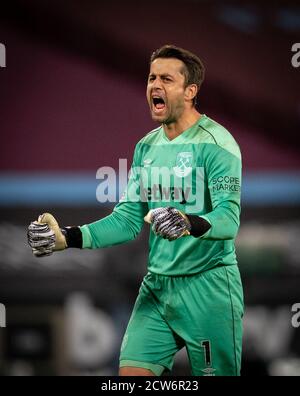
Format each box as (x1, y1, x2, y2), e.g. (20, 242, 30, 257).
(28, 45, 243, 376)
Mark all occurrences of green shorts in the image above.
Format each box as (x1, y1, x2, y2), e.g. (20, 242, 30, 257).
(119, 265, 244, 376)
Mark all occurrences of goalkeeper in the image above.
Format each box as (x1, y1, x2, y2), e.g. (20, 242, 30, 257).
(28, 45, 244, 376)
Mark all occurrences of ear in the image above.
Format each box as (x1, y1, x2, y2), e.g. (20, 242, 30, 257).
(184, 84, 198, 103)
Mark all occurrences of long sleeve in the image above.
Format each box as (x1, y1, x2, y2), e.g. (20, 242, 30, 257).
(200, 143, 242, 240)
(80, 144, 148, 248)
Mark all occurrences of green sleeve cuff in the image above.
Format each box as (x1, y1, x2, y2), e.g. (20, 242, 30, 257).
(79, 224, 93, 249)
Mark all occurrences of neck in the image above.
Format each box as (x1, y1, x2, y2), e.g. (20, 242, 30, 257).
(163, 108, 201, 140)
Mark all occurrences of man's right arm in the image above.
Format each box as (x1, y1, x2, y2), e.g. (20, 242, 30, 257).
(81, 200, 147, 249)
(81, 143, 148, 248)
(28, 144, 148, 255)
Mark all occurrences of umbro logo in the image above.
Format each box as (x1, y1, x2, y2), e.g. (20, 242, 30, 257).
(201, 367, 216, 376)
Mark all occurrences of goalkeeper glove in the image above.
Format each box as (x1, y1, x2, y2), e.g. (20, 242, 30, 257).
(27, 213, 67, 257)
(144, 207, 191, 241)
(144, 207, 211, 241)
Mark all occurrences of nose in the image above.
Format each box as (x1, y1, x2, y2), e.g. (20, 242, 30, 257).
(151, 77, 163, 90)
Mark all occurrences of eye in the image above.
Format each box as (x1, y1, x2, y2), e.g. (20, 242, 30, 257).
(148, 75, 155, 82)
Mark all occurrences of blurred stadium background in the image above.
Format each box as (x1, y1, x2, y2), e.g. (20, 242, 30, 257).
(0, 0, 300, 376)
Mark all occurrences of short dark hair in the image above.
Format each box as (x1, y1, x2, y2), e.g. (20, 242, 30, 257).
(150, 44, 205, 107)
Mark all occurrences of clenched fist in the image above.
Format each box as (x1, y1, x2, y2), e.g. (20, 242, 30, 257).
(27, 213, 67, 257)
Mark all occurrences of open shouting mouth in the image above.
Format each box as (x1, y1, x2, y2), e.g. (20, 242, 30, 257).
(152, 95, 166, 115)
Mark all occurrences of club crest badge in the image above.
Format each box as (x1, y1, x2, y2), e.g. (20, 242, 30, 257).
(173, 152, 193, 177)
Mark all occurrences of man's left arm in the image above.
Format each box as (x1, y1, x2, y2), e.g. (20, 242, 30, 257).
(197, 144, 242, 240)
(146, 144, 241, 241)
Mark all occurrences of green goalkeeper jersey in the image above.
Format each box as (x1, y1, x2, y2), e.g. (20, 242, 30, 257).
(81, 114, 242, 276)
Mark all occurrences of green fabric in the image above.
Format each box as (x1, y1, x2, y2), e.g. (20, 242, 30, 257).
(83, 114, 242, 276)
(80, 224, 92, 249)
(119, 266, 244, 376)
(119, 360, 165, 376)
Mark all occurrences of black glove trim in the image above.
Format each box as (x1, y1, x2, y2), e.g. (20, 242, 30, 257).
(61, 226, 83, 248)
(185, 215, 211, 237)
